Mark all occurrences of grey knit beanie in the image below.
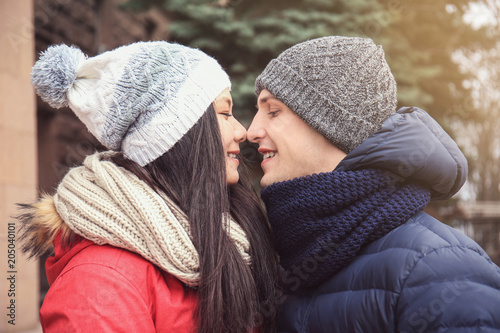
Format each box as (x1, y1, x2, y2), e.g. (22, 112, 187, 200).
(32, 41, 230, 166)
(255, 36, 397, 153)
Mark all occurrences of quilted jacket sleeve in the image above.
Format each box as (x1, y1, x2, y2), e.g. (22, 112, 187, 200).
(396, 244, 500, 333)
(40, 263, 156, 333)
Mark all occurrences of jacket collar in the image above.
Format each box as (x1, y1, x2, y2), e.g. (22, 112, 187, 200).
(336, 107, 467, 200)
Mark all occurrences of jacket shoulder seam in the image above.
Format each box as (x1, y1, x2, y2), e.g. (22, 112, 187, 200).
(414, 217, 488, 259)
(393, 217, 496, 326)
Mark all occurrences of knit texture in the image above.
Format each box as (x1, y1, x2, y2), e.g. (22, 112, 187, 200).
(53, 152, 250, 286)
(255, 36, 397, 153)
(261, 169, 430, 288)
(31, 42, 231, 166)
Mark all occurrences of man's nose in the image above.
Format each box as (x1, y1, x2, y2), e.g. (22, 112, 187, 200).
(247, 112, 266, 143)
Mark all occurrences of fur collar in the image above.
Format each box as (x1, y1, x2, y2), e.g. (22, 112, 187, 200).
(18, 194, 79, 258)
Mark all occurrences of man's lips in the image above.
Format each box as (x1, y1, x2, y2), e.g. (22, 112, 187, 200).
(258, 148, 277, 164)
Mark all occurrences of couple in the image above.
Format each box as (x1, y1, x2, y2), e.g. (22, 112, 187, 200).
(21, 37, 500, 332)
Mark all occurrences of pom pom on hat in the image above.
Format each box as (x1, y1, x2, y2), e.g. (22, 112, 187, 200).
(31, 44, 86, 109)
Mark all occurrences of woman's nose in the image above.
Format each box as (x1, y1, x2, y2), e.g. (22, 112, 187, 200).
(232, 118, 247, 143)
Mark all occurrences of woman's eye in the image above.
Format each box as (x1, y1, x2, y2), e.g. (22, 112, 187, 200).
(269, 110, 279, 117)
(220, 112, 232, 119)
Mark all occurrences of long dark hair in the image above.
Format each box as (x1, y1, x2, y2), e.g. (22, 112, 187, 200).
(111, 105, 280, 333)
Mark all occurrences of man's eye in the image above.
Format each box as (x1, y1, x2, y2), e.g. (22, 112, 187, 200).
(269, 110, 279, 117)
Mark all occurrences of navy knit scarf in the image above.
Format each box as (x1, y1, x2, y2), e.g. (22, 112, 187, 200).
(261, 168, 431, 289)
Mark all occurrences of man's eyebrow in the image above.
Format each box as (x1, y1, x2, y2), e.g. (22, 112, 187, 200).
(257, 95, 280, 105)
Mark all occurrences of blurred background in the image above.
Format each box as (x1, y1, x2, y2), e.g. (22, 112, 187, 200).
(1, 0, 499, 331)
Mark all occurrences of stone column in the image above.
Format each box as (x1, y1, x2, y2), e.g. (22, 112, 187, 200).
(0, 0, 40, 331)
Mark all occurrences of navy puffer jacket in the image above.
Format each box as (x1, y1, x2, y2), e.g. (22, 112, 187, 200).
(277, 107, 500, 333)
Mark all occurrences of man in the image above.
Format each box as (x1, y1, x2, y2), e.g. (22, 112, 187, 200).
(248, 36, 500, 332)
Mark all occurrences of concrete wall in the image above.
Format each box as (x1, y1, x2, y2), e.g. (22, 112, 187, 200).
(0, 1, 40, 332)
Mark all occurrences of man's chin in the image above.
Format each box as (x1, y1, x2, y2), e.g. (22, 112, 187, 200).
(260, 173, 282, 188)
(260, 174, 272, 188)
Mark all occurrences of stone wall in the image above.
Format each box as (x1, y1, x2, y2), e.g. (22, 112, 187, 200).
(0, 1, 39, 331)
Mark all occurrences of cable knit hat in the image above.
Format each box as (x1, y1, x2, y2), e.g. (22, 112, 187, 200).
(32, 41, 231, 166)
(255, 36, 397, 153)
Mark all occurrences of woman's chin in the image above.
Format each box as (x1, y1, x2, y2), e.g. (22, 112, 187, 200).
(226, 172, 239, 185)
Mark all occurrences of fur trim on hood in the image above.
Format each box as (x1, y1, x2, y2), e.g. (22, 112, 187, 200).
(18, 194, 78, 259)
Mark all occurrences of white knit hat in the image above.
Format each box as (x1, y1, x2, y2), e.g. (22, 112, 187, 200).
(31, 41, 231, 166)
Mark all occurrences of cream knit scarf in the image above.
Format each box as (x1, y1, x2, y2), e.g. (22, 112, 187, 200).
(53, 152, 251, 286)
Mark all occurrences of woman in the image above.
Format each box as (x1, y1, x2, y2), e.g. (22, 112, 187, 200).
(19, 41, 280, 332)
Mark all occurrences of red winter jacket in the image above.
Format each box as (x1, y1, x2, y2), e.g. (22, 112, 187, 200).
(41, 234, 198, 332)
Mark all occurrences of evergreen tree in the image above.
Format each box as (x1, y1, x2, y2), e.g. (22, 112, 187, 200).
(123, 0, 390, 123)
(123, 0, 495, 125)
